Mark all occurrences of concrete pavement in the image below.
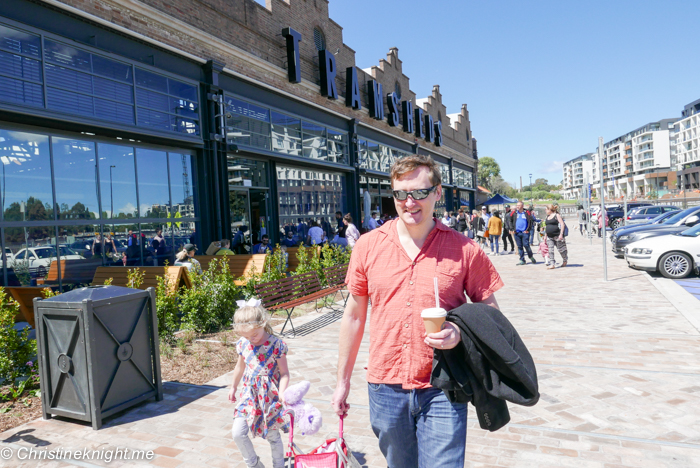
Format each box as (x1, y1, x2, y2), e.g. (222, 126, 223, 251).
(2, 230, 700, 467)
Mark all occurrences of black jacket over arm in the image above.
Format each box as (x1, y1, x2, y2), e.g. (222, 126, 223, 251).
(430, 303, 539, 432)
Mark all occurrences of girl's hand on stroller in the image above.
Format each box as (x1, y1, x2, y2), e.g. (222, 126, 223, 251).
(228, 386, 237, 403)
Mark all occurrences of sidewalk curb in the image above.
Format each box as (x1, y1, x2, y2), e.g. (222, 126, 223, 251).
(644, 273, 700, 333)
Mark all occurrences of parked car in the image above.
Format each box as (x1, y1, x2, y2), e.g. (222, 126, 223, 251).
(0, 247, 14, 267)
(604, 202, 653, 229)
(12, 246, 84, 278)
(610, 206, 700, 257)
(625, 205, 680, 226)
(625, 223, 700, 279)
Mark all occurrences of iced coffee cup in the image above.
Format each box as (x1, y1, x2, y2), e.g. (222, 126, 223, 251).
(421, 308, 447, 334)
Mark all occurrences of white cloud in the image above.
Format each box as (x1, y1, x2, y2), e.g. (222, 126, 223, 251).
(118, 202, 137, 215)
(540, 160, 564, 174)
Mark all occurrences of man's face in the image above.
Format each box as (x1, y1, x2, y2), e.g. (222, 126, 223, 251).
(128, 230, 133, 236)
(392, 166, 441, 228)
(444, 212, 449, 218)
(482, 208, 488, 215)
(262, 237, 269, 244)
(286, 232, 294, 239)
(516, 202, 524, 212)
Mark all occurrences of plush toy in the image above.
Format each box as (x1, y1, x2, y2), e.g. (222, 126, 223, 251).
(283, 380, 323, 436)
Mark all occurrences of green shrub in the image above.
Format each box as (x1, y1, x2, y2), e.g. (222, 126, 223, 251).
(180, 258, 240, 333)
(155, 266, 180, 344)
(0, 288, 36, 387)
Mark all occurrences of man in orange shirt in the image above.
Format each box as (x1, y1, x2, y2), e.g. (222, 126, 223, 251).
(331, 155, 504, 467)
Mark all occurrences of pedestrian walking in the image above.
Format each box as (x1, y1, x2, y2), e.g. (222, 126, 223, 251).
(502, 204, 515, 253)
(331, 154, 503, 468)
(229, 300, 290, 468)
(577, 205, 587, 235)
(343, 214, 360, 248)
(471, 209, 487, 249)
(510, 201, 537, 265)
(598, 208, 608, 238)
(306, 220, 326, 245)
(455, 209, 468, 236)
(544, 204, 568, 269)
(527, 204, 537, 246)
(488, 210, 503, 255)
(152, 229, 166, 265)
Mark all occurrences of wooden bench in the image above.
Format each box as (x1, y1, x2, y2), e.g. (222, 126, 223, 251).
(195, 254, 267, 284)
(255, 271, 330, 336)
(91, 266, 191, 292)
(6, 286, 45, 328)
(36, 259, 102, 287)
(322, 263, 349, 310)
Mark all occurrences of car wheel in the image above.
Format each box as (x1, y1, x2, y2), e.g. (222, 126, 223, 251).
(611, 218, 624, 229)
(37, 265, 47, 278)
(658, 252, 692, 279)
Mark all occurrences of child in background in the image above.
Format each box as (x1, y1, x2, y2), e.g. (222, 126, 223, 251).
(538, 238, 550, 265)
(229, 299, 290, 468)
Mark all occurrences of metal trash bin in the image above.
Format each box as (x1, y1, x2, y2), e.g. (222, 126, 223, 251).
(33, 285, 163, 430)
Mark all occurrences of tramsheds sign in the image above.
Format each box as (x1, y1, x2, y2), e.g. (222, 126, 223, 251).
(282, 27, 442, 147)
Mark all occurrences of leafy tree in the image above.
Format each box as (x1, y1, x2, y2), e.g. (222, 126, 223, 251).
(477, 157, 501, 189)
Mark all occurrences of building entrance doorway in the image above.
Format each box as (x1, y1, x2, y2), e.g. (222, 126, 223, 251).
(229, 189, 269, 253)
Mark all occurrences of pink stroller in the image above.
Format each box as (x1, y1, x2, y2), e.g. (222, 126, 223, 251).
(284, 411, 360, 468)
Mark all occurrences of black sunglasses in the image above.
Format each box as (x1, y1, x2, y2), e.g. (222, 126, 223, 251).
(392, 185, 438, 201)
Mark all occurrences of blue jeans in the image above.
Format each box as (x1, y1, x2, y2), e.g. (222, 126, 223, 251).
(368, 383, 468, 468)
(514, 231, 533, 261)
(529, 228, 536, 245)
(489, 235, 499, 254)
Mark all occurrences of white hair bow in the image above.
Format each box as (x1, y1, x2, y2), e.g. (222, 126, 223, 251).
(236, 298, 262, 308)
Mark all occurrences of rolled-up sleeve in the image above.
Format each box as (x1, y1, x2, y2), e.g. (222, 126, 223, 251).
(465, 247, 504, 303)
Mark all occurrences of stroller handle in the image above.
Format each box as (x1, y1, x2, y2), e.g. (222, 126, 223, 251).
(283, 409, 346, 458)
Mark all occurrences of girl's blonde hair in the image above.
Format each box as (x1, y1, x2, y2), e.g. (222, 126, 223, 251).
(175, 248, 189, 262)
(233, 304, 273, 335)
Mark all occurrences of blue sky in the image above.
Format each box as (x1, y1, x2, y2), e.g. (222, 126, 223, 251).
(329, 0, 700, 188)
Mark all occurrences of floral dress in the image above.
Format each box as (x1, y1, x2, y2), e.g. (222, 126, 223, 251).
(234, 335, 290, 438)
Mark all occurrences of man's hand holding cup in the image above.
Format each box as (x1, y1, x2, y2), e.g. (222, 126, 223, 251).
(422, 307, 459, 350)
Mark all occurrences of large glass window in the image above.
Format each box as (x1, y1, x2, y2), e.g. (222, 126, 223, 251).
(98, 143, 137, 220)
(277, 165, 346, 244)
(4, 226, 59, 286)
(135, 68, 200, 135)
(438, 162, 451, 185)
(136, 148, 169, 218)
(358, 138, 411, 173)
(169, 153, 195, 233)
(271, 112, 301, 156)
(0, 129, 53, 222)
(52, 137, 99, 220)
(0, 24, 43, 107)
(227, 157, 268, 187)
(226, 97, 349, 165)
(225, 97, 271, 150)
(0, 22, 201, 137)
(452, 167, 474, 189)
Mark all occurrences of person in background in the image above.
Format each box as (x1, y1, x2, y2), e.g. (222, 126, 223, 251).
(441, 210, 452, 227)
(92, 233, 103, 259)
(487, 210, 503, 255)
(471, 209, 486, 249)
(104, 233, 118, 261)
(511, 201, 537, 265)
(216, 239, 235, 255)
(456, 209, 468, 236)
(281, 231, 298, 247)
(253, 234, 272, 254)
(528, 204, 538, 246)
(502, 204, 515, 254)
(577, 205, 587, 235)
(367, 212, 379, 231)
(232, 226, 248, 254)
(307, 221, 327, 245)
(598, 208, 608, 238)
(343, 214, 360, 248)
(174, 244, 202, 274)
(544, 204, 568, 269)
(152, 229, 166, 265)
(335, 211, 344, 233)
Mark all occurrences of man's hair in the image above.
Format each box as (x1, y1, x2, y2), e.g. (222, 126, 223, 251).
(371, 212, 377, 217)
(389, 154, 441, 187)
(221, 239, 230, 247)
(335, 211, 342, 216)
(262, 234, 269, 240)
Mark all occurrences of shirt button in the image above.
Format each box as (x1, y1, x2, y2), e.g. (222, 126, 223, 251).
(406, 302, 411, 306)
(404, 323, 409, 328)
(409, 281, 414, 285)
(412, 261, 416, 266)
(403, 344, 407, 348)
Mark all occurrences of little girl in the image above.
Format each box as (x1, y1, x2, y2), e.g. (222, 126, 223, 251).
(229, 299, 290, 468)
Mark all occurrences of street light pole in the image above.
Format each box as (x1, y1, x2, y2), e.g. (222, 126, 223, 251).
(109, 165, 115, 219)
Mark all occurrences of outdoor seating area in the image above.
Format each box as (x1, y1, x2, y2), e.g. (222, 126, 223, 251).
(195, 254, 268, 285)
(91, 266, 192, 292)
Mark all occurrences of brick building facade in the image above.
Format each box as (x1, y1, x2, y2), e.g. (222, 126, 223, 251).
(0, 0, 477, 288)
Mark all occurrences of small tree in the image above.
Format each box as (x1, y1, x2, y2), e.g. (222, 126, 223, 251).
(0, 288, 36, 388)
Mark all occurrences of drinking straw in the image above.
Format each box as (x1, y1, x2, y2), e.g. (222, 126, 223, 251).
(434, 277, 440, 308)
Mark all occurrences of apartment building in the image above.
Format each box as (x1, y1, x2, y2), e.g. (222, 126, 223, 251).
(674, 98, 700, 191)
(561, 153, 594, 200)
(590, 119, 677, 199)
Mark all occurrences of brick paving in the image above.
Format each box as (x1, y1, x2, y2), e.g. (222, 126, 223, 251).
(2, 229, 700, 467)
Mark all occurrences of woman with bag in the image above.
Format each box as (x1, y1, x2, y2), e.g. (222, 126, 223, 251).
(471, 209, 487, 249)
(544, 204, 568, 269)
(456, 209, 468, 236)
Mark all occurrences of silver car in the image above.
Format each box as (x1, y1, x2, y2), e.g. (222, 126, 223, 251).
(625, 205, 679, 225)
